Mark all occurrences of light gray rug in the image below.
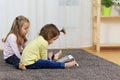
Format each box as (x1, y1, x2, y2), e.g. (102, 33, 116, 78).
(0, 49, 120, 80)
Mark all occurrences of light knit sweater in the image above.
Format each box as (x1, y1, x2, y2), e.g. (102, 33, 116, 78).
(21, 35, 48, 66)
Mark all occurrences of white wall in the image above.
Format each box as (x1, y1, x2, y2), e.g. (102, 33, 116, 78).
(38, 0, 92, 49)
(0, 0, 92, 49)
(0, 0, 40, 48)
(101, 6, 120, 44)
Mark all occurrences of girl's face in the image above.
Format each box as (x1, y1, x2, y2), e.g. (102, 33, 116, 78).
(20, 22, 29, 37)
(48, 35, 59, 45)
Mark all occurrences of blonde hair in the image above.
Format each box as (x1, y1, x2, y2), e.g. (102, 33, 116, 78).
(39, 24, 65, 41)
(3, 15, 30, 46)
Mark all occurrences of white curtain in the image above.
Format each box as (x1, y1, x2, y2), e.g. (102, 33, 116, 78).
(0, 0, 92, 49)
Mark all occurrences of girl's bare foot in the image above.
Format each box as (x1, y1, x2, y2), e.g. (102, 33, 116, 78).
(65, 60, 77, 68)
(54, 50, 62, 61)
(19, 62, 26, 70)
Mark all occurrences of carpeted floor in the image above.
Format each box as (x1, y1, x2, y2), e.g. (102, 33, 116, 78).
(0, 49, 120, 80)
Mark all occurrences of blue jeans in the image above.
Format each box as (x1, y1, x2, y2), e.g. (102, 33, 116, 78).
(26, 59, 65, 69)
(5, 54, 20, 69)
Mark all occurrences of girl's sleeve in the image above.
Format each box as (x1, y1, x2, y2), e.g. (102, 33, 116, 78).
(8, 34, 21, 58)
(40, 44, 48, 60)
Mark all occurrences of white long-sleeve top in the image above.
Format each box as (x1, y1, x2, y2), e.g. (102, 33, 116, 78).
(3, 33, 23, 59)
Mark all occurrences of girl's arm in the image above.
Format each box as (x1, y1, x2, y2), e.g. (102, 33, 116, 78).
(40, 44, 48, 60)
(8, 34, 21, 58)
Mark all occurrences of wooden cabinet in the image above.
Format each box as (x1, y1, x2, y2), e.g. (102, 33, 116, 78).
(92, 0, 120, 52)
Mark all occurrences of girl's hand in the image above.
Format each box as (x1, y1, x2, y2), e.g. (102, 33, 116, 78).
(54, 50, 62, 61)
(48, 52, 53, 60)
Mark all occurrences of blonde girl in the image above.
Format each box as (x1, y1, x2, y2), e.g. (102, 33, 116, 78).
(3, 15, 30, 68)
(20, 24, 76, 70)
